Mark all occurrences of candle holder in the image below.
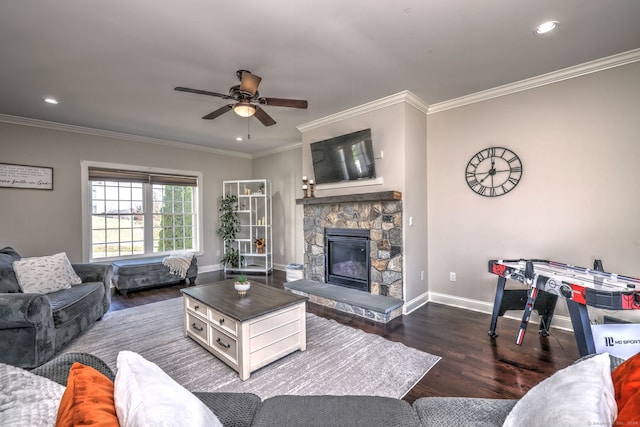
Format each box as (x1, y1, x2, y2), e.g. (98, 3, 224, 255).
(309, 182, 315, 198)
(302, 177, 309, 198)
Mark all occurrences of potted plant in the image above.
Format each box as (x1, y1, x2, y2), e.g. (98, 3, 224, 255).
(217, 195, 241, 269)
(234, 275, 250, 296)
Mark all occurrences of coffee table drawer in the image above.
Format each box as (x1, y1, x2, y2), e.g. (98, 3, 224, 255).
(186, 313, 208, 344)
(210, 328, 238, 364)
(208, 307, 238, 337)
(185, 296, 207, 318)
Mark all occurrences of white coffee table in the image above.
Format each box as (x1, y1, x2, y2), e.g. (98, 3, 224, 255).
(181, 280, 307, 380)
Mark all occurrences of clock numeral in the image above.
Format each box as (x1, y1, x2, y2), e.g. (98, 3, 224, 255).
(477, 185, 487, 195)
(465, 171, 476, 178)
(508, 177, 519, 186)
(507, 156, 519, 164)
(489, 187, 496, 197)
(475, 151, 486, 163)
(467, 178, 479, 188)
(487, 147, 496, 158)
(510, 166, 522, 173)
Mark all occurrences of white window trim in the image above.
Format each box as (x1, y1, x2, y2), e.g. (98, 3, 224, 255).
(81, 160, 204, 262)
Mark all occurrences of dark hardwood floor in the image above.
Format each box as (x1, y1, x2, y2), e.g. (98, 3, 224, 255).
(110, 270, 580, 403)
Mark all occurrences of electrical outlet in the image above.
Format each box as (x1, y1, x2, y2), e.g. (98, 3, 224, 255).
(449, 272, 456, 282)
(216, 250, 220, 257)
(420, 270, 424, 281)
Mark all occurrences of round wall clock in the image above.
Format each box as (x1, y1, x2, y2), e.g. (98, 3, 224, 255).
(465, 147, 522, 197)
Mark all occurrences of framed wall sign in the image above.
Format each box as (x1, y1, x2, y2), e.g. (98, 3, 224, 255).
(0, 163, 54, 190)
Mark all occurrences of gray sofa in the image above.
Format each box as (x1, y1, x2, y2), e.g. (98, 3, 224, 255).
(0, 247, 112, 369)
(31, 352, 517, 427)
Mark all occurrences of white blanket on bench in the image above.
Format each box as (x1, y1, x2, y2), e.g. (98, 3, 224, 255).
(162, 253, 193, 278)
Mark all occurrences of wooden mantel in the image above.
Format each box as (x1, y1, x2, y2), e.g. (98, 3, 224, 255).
(296, 191, 402, 205)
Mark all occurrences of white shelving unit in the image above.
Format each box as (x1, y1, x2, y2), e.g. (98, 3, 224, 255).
(222, 179, 273, 275)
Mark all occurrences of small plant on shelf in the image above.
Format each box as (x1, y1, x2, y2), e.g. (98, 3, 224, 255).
(236, 275, 248, 284)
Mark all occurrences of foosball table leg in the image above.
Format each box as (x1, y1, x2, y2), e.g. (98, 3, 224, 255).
(488, 277, 506, 338)
(566, 299, 596, 357)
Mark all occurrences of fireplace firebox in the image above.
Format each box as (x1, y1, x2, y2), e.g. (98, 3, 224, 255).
(324, 228, 370, 292)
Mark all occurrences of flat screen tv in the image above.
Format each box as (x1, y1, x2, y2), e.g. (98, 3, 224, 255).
(310, 129, 376, 185)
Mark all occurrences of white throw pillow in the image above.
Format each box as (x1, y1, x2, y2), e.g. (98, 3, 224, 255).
(12, 252, 82, 294)
(502, 352, 617, 427)
(0, 362, 66, 427)
(114, 351, 222, 427)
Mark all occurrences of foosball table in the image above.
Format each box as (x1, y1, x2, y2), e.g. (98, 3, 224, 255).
(488, 259, 640, 356)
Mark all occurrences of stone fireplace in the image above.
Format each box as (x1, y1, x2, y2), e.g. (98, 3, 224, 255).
(298, 191, 403, 312)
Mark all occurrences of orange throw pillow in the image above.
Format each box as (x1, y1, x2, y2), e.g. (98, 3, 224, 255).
(612, 352, 640, 423)
(55, 362, 119, 427)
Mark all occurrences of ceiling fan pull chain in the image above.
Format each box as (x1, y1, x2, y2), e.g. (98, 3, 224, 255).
(247, 116, 251, 140)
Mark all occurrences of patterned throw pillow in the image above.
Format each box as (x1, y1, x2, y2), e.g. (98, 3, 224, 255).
(0, 362, 66, 427)
(12, 252, 82, 294)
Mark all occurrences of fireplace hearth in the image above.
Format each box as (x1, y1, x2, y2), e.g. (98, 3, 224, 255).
(325, 228, 370, 292)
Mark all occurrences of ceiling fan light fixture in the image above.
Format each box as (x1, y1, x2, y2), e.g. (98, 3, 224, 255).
(233, 101, 256, 117)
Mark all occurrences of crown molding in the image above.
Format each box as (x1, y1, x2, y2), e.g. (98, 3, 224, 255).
(0, 113, 251, 159)
(252, 142, 302, 159)
(297, 90, 429, 133)
(428, 48, 640, 114)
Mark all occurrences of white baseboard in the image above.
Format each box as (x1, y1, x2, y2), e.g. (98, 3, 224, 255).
(197, 264, 219, 273)
(427, 291, 573, 332)
(198, 263, 287, 274)
(403, 292, 430, 314)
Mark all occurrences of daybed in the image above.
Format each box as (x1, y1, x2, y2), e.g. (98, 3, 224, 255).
(0, 247, 112, 368)
(112, 255, 197, 295)
(2, 351, 635, 427)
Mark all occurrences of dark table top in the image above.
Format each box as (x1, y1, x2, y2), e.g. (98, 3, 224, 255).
(181, 280, 307, 322)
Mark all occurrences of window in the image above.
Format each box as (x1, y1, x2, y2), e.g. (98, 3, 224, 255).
(83, 163, 201, 261)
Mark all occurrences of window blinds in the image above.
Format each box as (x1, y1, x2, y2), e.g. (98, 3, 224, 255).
(88, 167, 198, 187)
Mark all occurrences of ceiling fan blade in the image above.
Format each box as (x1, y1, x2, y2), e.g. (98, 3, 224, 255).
(253, 106, 276, 126)
(202, 105, 233, 120)
(175, 86, 230, 99)
(239, 71, 262, 96)
(259, 97, 308, 109)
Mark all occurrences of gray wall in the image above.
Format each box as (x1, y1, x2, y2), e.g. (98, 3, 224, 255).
(426, 60, 640, 323)
(252, 145, 303, 268)
(0, 122, 251, 268)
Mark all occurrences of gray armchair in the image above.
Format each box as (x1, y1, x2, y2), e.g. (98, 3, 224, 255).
(0, 247, 112, 368)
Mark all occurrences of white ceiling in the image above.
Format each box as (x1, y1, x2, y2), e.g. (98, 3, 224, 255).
(1, 1, 639, 154)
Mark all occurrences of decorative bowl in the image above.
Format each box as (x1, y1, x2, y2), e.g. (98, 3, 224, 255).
(234, 281, 250, 296)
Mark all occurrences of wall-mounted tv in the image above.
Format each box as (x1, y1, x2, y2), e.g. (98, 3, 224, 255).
(310, 128, 376, 185)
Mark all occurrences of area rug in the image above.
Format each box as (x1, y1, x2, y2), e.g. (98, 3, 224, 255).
(63, 297, 440, 399)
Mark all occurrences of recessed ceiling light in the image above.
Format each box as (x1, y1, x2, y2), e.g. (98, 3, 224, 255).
(535, 21, 559, 35)
(44, 97, 59, 104)
(236, 137, 243, 141)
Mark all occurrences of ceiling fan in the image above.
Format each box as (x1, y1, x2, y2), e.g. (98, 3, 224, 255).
(175, 70, 308, 127)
